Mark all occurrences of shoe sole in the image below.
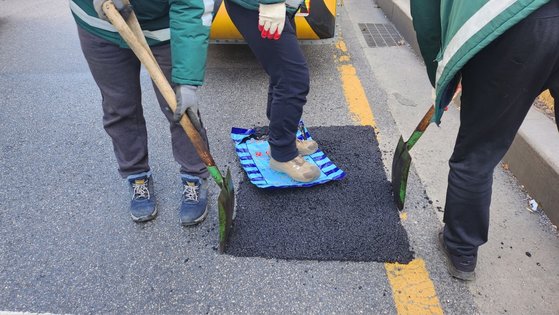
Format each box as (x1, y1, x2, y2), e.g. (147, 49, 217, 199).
(131, 206, 158, 223)
(438, 231, 476, 281)
(180, 204, 209, 227)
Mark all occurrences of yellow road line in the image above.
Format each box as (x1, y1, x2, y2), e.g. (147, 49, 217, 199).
(334, 40, 379, 134)
(334, 37, 443, 315)
(399, 212, 408, 221)
(386, 260, 444, 315)
(539, 90, 555, 111)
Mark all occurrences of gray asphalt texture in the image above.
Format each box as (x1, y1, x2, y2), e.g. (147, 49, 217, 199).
(227, 126, 414, 262)
(0, 1, 478, 314)
(0, 2, 395, 313)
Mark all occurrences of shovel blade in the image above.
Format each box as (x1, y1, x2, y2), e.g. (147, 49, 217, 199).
(391, 136, 412, 210)
(218, 167, 235, 253)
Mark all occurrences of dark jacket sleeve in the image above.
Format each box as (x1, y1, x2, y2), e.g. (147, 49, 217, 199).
(169, 0, 213, 86)
(410, 0, 441, 87)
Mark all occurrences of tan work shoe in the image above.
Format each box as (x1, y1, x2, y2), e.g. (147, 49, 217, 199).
(296, 139, 318, 156)
(270, 155, 321, 182)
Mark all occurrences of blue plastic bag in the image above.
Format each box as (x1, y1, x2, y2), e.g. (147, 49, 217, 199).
(231, 123, 345, 188)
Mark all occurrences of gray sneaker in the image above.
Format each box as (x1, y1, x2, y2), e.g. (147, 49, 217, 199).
(269, 155, 321, 183)
(296, 139, 318, 156)
(438, 228, 476, 281)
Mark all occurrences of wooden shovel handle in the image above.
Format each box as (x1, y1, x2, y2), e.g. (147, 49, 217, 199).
(404, 105, 435, 151)
(416, 105, 435, 133)
(120, 0, 157, 64)
(103, 1, 216, 167)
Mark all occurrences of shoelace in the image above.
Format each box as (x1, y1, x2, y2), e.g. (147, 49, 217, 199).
(183, 182, 199, 202)
(132, 180, 150, 200)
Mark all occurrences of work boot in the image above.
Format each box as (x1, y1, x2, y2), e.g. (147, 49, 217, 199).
(179, 174, 209, 226)
(127, 172, 157, 222)
(438, 228, 476, 281)
(269, 155, 321, 183)
(296, 139, 318, 156)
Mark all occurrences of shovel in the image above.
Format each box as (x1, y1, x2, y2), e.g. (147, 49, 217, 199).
(391, 105, 434, 210)
(102, 1, 234, 252)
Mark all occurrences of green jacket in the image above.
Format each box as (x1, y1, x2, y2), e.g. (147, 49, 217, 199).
(70, 0, 213, 86)
(410, 0, 551, 124)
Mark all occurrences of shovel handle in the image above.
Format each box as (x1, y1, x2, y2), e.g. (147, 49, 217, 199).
(103, 2, 217, 169)
(406, 105, 435, 150)
(121, 0, 166, 89)
(415, 105, 435, 133)
(120, 0, 157, 64)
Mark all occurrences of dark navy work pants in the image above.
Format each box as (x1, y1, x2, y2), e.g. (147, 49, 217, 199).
(443, 0, 559, 256)
(225, 0, 310, 162)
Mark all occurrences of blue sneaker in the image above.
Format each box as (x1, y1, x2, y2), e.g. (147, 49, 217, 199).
(127, 172, 157, 222)
(179, 174, 209, 226)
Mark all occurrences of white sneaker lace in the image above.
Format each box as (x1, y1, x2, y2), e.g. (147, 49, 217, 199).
(183, 183, 199, 202)
(132, 180, 150, 199)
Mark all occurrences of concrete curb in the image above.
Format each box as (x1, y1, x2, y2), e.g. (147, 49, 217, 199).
(375, 0, 559, 226)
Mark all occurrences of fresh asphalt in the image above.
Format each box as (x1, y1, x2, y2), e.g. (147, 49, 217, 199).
(3, 0, 548, 314)
(227, 125, 413, 263)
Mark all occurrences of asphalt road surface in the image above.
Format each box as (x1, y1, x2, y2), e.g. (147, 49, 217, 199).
(2, 1, 558, 314)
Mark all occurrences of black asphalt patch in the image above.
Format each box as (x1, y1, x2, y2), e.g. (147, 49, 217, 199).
(226, 126, 414, 263)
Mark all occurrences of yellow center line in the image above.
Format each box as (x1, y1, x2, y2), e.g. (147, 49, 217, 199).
(539, 90, 555, 111)
(399, 212, 408, 221)
(335, 40, 379, 135)
(334, 37, 443, 315)
(386, 260, 444, 315)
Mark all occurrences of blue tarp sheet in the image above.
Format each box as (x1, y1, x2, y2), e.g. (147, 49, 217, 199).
(231, 124, 345, 188)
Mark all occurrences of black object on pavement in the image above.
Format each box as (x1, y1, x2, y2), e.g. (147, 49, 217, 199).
(226, 126, 414, 263)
